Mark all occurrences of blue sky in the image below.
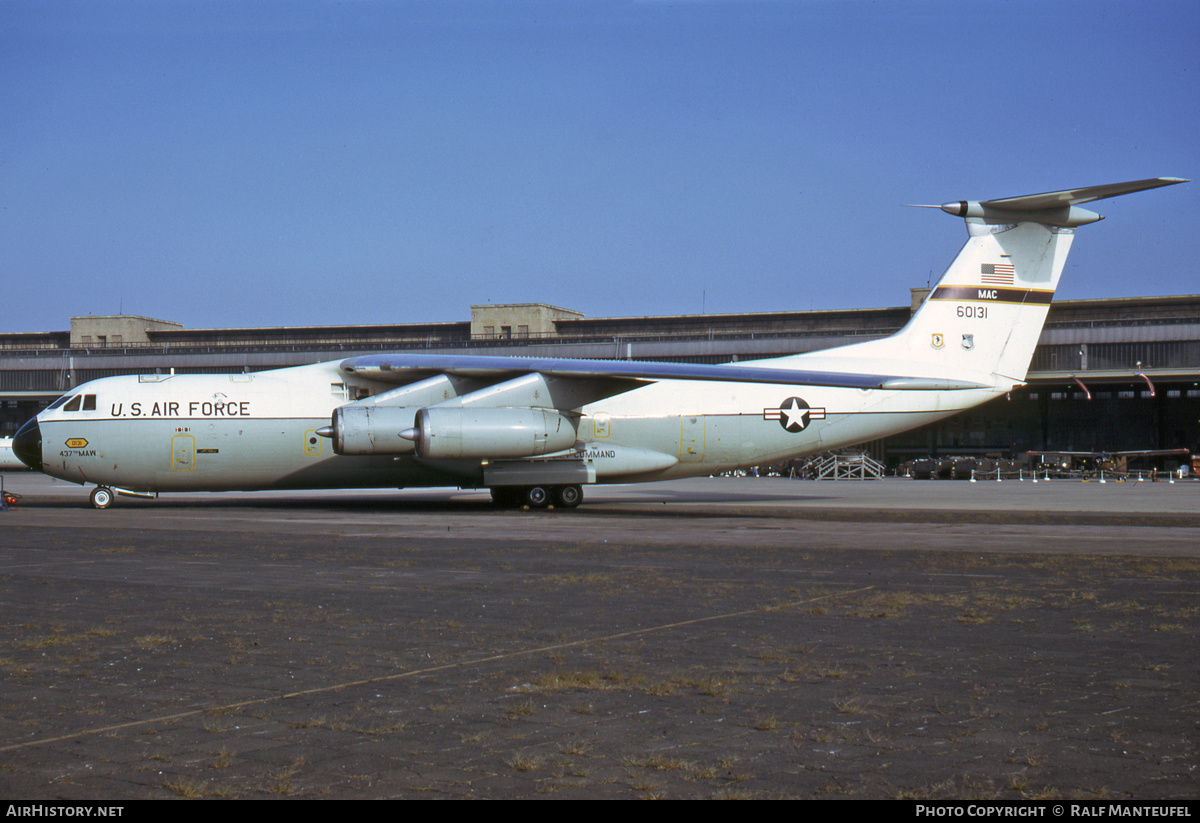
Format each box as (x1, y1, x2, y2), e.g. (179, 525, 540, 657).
(2, 0, 1196, 333)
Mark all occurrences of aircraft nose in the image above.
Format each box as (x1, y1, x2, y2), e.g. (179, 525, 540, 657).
(13, 416, 42, 471)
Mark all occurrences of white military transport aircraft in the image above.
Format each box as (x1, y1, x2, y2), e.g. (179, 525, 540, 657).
(13, 177, 1186, 509)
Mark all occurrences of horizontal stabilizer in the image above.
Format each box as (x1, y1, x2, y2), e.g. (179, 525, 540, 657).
(914, 177, 1188, 227)
(980, 177, 1188, 211)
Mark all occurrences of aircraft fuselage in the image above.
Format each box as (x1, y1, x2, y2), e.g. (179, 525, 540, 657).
(21, 359, 986, 493)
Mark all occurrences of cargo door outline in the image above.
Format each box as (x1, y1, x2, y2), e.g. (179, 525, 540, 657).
(171, 434, 195, 472)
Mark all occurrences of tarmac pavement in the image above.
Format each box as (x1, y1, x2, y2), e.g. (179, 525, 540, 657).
(0, 473, 1196, 799)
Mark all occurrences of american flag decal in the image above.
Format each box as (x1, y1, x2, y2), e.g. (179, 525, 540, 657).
(981, 263, 1016, 285)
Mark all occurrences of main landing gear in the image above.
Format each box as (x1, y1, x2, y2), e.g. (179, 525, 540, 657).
(490, 484, 583, 510)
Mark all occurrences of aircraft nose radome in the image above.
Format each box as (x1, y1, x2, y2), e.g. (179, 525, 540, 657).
(13, 417, 42, 471)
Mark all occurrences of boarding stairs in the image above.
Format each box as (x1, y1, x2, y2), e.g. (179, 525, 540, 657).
(810, 451, 886, 481)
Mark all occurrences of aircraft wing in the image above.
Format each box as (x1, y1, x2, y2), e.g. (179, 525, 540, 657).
(339, 353, 989, 397)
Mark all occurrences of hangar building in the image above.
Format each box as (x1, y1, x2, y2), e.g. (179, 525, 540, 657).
(2, 292, 1197, 468)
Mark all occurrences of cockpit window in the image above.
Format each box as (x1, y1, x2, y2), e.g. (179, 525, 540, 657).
(46, 394, 75, 411)
(58, 394, 96, 413)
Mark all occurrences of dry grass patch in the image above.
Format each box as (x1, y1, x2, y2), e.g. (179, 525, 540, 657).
(505, 698, 538, 720)
(815, 664, 847, 679)
(681, 675, 733, 698)
(842, 591, 914, 618)
(291, 715, 407, 735)
(622, 753, 696, 773)
(507, 751, 542, 772)
(521, 669, 649, 694)
(955, 612, 992, 624)
(163, 776, 208, 798)
(833, 697, 868, 715)
(133, 634, 175, 648)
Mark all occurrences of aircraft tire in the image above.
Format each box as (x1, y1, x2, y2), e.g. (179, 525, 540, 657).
(90, 486, 114, 510)
(524, 485, 550, 508)
(554, 484, 582, 508)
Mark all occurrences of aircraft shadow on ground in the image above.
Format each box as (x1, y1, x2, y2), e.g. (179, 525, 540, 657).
(14, 487, 840, 513)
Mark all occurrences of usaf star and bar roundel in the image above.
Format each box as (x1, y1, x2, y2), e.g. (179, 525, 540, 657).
(763, 397, 827, 433)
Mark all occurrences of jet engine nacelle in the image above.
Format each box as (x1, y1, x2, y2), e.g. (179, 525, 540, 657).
(410, 407, 578, 460)
(327, 406, 417, 455)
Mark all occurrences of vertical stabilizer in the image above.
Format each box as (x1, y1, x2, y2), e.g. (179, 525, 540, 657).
(896, 220, 1074, 383)
(783, 177, 1186, 388)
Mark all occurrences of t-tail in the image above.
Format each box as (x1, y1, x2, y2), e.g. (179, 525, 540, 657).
(786, 177, 1187, 389)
